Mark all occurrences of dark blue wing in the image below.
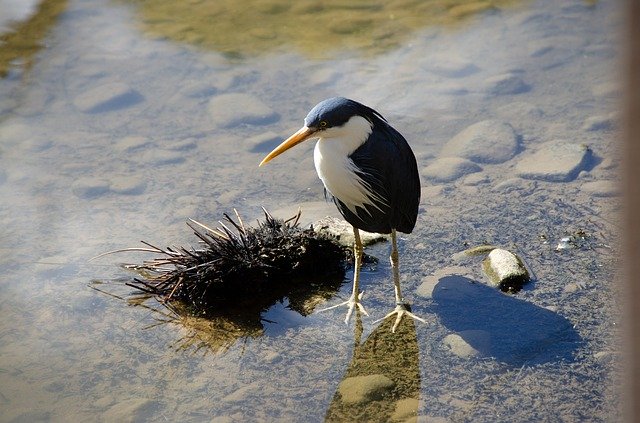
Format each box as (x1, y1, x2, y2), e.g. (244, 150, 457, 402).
(335, 119, 420, 234)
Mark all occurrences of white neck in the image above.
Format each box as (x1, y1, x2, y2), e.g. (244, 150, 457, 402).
(313, 116, 385, 215)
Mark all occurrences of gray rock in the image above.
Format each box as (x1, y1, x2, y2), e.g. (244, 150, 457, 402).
(73, 82, 143, 113)
(422, 157, 482, 183)
(484, 73, 530, 95)
(515, 141, 592, 182)
(482, 248, 530, 293)
(208, 93, 279, 128)
(442, 120, 519, 164)
(313, 216, 386, 246)
(337, 374, 395, 404)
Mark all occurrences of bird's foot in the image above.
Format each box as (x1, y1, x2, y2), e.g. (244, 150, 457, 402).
(374, 303, 426, 333)
(317, 291, 369, 324)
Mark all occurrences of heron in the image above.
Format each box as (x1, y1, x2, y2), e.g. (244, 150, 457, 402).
(259, 97, 424, 332)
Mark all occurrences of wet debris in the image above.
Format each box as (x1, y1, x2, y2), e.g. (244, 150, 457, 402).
(454, 245, 531, 293)
(99, 209, 352, 321)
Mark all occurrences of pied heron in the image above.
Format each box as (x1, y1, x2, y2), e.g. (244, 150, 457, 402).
(259, 97, 424, 332)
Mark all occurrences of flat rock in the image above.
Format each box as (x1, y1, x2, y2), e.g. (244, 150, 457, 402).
(73, 82, 143, 113)
(441, 120, 519, 164)
(337, 374, 395, 405)
(313, 216, 386, 246)
(484, 73, 530, 96)
(422, 157, 482, 183)
(209, 93, 279, 128)
(515, 141, 592, 182)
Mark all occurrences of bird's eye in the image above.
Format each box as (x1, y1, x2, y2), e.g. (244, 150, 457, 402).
(319, 120, 328, 128)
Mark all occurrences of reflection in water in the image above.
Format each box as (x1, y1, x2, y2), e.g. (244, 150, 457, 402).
(0, 0, 68, 77)
(124, 0, 522, 58)
(93, 269, 345, 354)
(325, 311, 420, 422)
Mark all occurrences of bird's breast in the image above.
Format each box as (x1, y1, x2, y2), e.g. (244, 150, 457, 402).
(313, 116, 387, 216)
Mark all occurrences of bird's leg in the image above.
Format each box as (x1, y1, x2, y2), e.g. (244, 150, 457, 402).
(374, 229, 426, 333)
(317, 226, 369, 324)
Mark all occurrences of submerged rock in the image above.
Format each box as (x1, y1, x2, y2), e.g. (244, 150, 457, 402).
(515, 141, 592, 182)
(443, 330, 490, 359)
(73, 82, 143, 113)
(422, 157, 482, 183)
(484, 73, 530, 95)
(337, 374, 395, 405)
(208, 93, 279, 128)
(441, 120, 519, 164)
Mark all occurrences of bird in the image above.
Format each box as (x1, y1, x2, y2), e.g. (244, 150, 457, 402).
(259, 97, 424, 332)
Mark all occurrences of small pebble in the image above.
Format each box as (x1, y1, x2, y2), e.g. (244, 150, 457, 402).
(208, 93, 279, 128)
(441, 120, 519, 164)
(422, 157, 482, 183)
(337, 374, 395, 405)
(515, 141, 592, 182)
(73, 82, 143, 113)
(482, 248, 530, 293)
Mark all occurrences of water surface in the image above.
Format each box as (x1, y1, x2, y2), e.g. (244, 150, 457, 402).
(0, 0, 621, 421)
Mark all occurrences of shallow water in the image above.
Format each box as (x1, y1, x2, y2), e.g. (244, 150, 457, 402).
(0, 0, 621, 421)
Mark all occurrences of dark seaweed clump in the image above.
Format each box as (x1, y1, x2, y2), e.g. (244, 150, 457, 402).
(124, 210, 350, 318)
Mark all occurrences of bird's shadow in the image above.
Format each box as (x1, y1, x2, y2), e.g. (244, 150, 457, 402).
(430, 275, 582, 366)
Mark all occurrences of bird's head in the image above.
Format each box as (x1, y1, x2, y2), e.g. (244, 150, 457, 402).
(259, 97, 384, 166)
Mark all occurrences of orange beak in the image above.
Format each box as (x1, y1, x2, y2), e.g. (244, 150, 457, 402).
(259, 126, 317, 166)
